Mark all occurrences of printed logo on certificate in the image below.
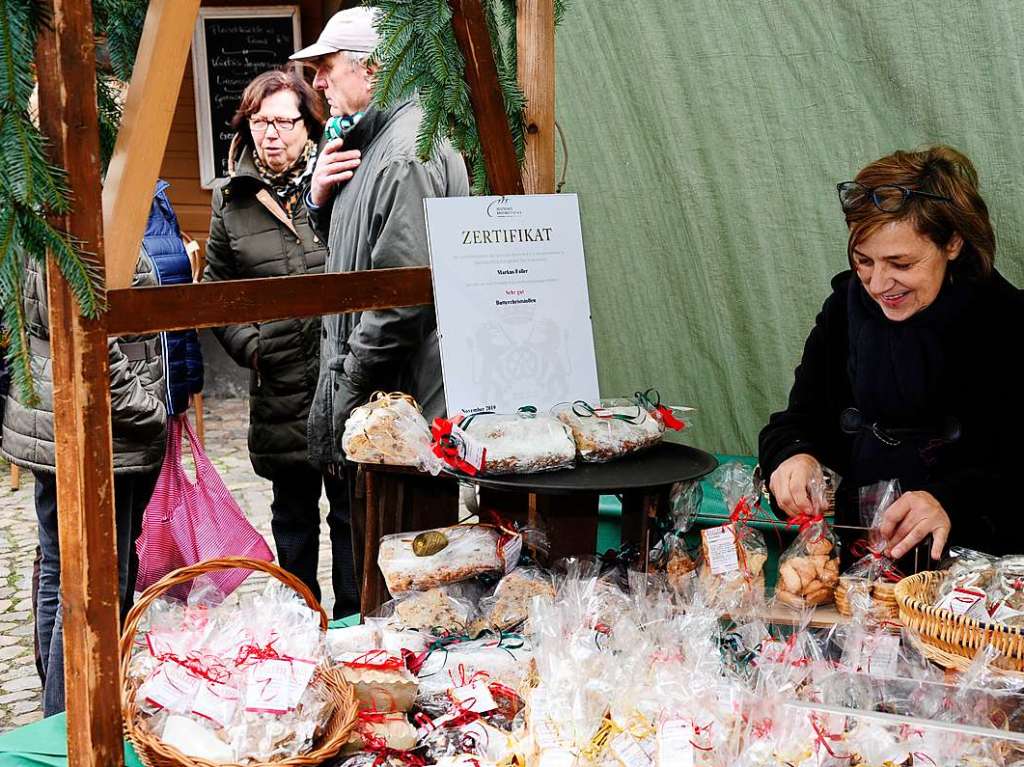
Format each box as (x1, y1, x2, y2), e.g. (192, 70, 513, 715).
(425, 194, 600, 415)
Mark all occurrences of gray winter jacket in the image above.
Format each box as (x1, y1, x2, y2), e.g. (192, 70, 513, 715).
(307, 99, 469, 465)
(203, 146, 327, 480)
(2, 255, 167, 474)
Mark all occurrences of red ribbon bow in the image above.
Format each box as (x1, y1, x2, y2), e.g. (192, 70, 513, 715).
(810, 714, 852, 760)
(849, 538, 905, 583)
(656, 404, 685, 431)
(431, 418, 482, 476)
(786, 510, 828, 543)
(343, 650, 405, 671)
(156, 651, 232, 686)
(363, 733, 426, 766)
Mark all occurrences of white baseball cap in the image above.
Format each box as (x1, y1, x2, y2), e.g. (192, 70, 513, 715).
(290, 7, 380, 61)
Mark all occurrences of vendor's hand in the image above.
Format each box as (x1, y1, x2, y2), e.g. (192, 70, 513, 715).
(310, 139, 361, 208)
(768, 453, 824, 517)
(879, 490, 950, 561)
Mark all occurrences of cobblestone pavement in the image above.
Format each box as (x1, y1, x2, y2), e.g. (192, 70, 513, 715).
(0, 396, 335, 733)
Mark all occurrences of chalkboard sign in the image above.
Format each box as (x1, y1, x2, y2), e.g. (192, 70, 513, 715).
(191, 6, 302, 188)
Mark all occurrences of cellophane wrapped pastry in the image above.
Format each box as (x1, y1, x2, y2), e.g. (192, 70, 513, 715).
(126, 582, 331, 764)
(342, 391, 442, 474)
(383, 581, 485, 634)
(649, 480, 702, 593)
(554, 398, 665, 463)
(698, 464, 768, 611)
(378, 523, 520, 595)
(774, 476, 840, 609)
(458, 409, 577, 475)
(472, 567, 556, 633)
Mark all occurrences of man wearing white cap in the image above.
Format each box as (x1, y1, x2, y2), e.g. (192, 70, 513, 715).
(293, 9, 468, 468)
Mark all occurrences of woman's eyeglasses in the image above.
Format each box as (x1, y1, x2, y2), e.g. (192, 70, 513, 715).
(249, 116, 301, 134)
(837, 181, 952, 213)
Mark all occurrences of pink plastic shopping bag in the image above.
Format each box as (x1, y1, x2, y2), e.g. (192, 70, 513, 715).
(136, 413, 273, 597)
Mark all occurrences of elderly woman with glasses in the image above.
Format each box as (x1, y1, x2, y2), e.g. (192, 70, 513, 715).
(202, 69, 363, 617)
(759, 145, 1024, 562)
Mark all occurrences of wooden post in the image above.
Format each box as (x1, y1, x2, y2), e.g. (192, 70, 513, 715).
(448, 0, 525, 196)
(517, 0, 556, 194)
(102, 0, 202, 290)
(36, 1, 124, 764)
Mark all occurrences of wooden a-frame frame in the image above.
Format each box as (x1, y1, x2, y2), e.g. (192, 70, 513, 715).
(35, 0, 554, 763)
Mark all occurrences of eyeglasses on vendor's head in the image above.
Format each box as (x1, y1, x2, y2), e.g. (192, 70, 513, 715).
(836, 181, 953, 213)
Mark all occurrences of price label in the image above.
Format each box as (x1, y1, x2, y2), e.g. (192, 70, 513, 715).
(534, 719, 563, 749)
(938, 587, 989, 620)
(500, 534, 523, 574)
(191, 681, 240, 728)
(138, 663, 201, 714)
(862, 634, 899, 678)
(657, 720, 695, 767)
(451, 681, 499, 713)
(452, 423, 486, 471)
(610, 732, 654, 767)
(539, 749, 577, 767)
(244, 658, 316, 714)
(703, 525, 740, 575)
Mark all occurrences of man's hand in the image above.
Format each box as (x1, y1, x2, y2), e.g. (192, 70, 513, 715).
(310, 139, 362, 208)
(768, 453, 824, 517)
(879, 490, 951, 560)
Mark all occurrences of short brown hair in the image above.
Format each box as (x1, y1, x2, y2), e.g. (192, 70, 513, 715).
(231, 69, 325, 149)
(844, 145, 995, 280)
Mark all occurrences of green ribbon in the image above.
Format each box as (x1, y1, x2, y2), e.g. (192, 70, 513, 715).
(633, 388, 662, 411)
(461, 405, 538, 430)
(571, 399, 645, 424)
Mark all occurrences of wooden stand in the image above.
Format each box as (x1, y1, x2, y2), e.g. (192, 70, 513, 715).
(35, 1, 554, 762)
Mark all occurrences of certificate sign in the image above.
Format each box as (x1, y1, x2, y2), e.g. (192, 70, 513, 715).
(425, 194, 600, 415)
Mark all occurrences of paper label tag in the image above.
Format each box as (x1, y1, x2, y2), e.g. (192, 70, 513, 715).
(451, 681, 499, 713)
(991, 601, 1024, 624)
(704, 525, 740, 575)
(138, 663, 201, 714)
(452, 423, 487, 471)
(862, 634, 899, 678)
(610, 731, 654, 767)
(191, 681, 240, 728)
(500, 534, 523, 574)
(534, 719, 563, 749)
(657, 720, 695, 767)
(244, 658, 316, 714)
(539, 749, 577, 767)
(938, 587, 989, 619)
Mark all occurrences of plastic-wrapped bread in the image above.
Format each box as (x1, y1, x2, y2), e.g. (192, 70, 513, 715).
(554, 399, 664, 463)
(377, 524, 517, 595)
(460, 411, 576, 475)
(473, 568, 556, 632)
(342, 392, 441, 473)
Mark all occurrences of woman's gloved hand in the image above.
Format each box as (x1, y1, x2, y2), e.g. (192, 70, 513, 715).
(879, 490, 950, 560)
(768, 453, 825, 517)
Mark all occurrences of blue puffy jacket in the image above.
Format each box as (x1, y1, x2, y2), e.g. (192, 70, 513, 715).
(144, 181, 203, 415)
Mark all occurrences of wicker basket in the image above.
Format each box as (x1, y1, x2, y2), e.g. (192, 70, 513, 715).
(896, 571, 1024, 672)
(120, 557, 359, 767)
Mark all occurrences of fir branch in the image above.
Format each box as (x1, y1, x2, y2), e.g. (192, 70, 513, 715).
(371, 0, 568, 194)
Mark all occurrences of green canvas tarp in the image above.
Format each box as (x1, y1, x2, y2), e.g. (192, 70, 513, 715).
(556, 0, 1024, 454)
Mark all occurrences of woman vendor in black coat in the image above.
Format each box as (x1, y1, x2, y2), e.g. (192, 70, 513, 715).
(759, 145, 1024, 562)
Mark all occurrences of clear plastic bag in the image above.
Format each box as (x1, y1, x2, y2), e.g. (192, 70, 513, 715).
(378, 524, 518, 595)
(553, 398, 665, 463)
(458, 409, 576, 475)
(698, 464, 768, 611)
(342, 391, 442, 474)
(473, 567, 556, 633)
(774, 476, 840, 609)
(650, 481, 703, 593)
(839, 480, 904, 623)
(381, 581, 484, 634)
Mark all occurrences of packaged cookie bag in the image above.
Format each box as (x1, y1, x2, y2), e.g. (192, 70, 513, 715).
(554, 398, 664, 463)
(698, 463, 768, 610)
(342, 391, 442, 473)
(457, 408, 576, 475)
(649, 480, 702, 593)
(774, 476, 840, 609)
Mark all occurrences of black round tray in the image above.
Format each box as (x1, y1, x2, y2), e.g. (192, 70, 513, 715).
(457, 441, 718, 495)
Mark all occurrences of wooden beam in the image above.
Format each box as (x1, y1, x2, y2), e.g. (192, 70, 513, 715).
(106, 267, 434, 335)
(448, 0, 525, 196)
(102, 0, 201, 290)
(517, 0, 556, 194)
(37, 2, 124, 765)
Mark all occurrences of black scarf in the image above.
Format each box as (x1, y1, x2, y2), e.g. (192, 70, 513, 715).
(844, 275, 972, 491)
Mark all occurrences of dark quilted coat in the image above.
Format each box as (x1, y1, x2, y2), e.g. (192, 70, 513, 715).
(202, 147, 327, 479)
(145, 181, 203, 416)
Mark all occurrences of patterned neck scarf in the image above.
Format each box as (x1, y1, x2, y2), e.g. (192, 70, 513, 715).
(252, 139, 317, 213)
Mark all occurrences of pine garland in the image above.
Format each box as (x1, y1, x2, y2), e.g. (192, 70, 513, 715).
(370, 0, 567, 194)
(0, 0, 145, 401)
